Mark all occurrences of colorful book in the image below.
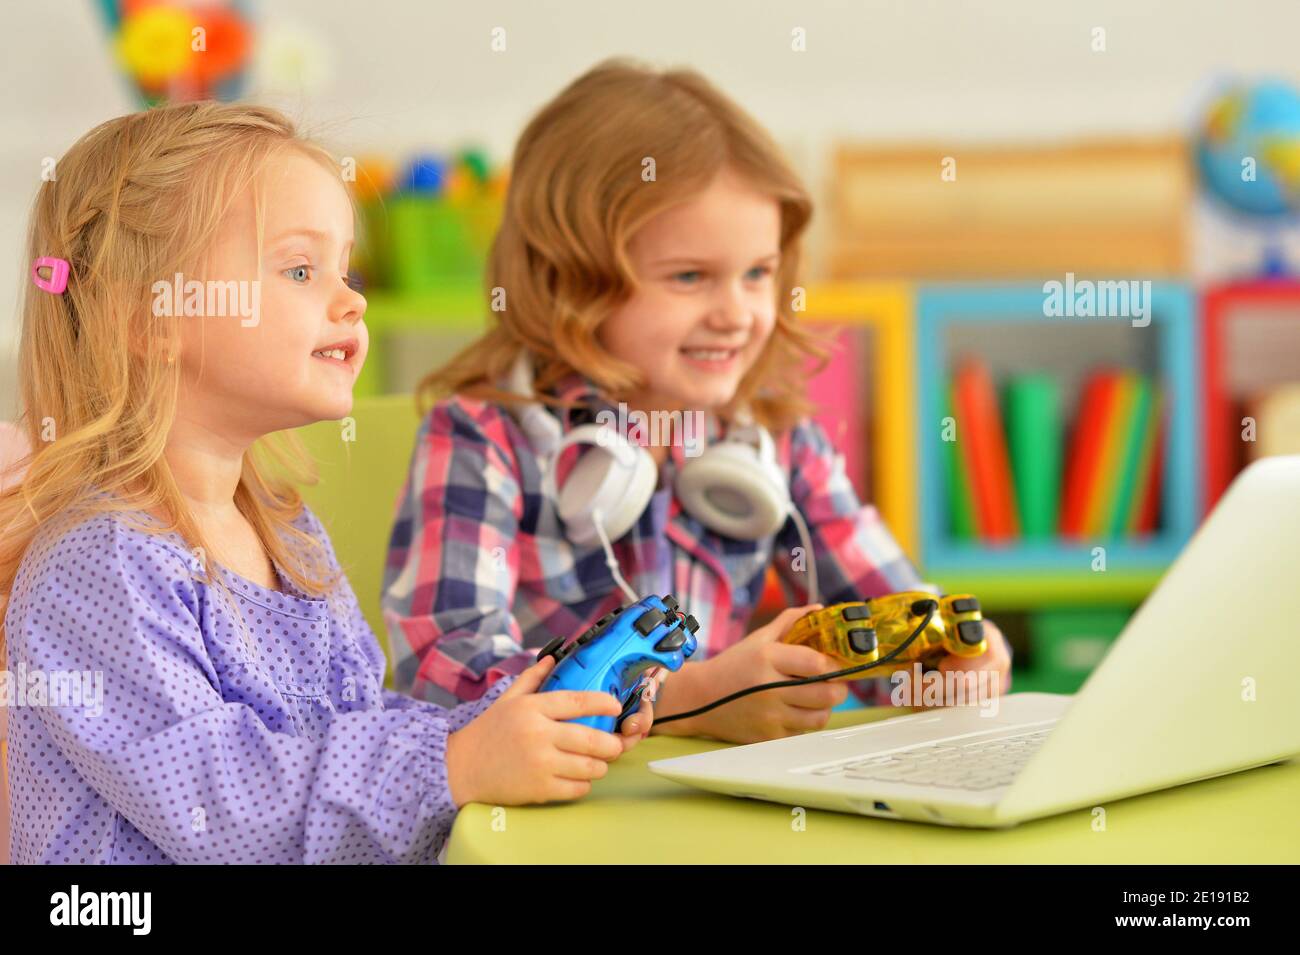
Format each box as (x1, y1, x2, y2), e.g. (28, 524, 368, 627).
(1133, 405, 1165, 535)
(1106, 376, 1155, 537)
(953, 359, 1019, 542)
(1005, 374, 1061, 540)
(942, 380, 976, 539)
(1082, 372, 1137, 538)
(1059, 370, 1122, 540)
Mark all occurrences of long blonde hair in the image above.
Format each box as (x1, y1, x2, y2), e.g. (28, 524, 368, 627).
(419, 58, 827, 428)
(0, 102, 343, 663)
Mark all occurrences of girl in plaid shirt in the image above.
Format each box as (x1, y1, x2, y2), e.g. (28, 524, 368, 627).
(383, 60, 1011, 743)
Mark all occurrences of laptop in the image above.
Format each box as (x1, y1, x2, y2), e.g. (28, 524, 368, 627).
(649, 455, 1300, 828)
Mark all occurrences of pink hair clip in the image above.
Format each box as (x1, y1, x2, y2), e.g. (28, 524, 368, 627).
(32, 256, 70, 295)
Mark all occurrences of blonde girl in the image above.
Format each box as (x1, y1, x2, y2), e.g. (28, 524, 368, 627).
(1, 102, 651, 865)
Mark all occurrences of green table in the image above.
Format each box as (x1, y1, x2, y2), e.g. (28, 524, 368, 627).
(447, 707, 1300, 863)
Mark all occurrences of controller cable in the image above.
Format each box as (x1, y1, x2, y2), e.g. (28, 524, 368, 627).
(586, 498, 828, 722)
(653, 599, 938, 726)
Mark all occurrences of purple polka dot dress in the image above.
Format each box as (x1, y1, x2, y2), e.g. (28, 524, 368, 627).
(5, 503, 512, 863)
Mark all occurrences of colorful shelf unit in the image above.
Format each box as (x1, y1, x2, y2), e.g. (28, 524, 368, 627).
(915, 283, 1201, 608)
(1201, 281, 1300, 515)
(802, 283, 918, 558)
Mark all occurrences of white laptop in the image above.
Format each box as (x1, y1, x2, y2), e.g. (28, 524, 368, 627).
(649, 455, 1300, 828)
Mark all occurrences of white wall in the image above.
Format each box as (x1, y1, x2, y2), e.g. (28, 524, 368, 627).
(3, 0, 1300, 417)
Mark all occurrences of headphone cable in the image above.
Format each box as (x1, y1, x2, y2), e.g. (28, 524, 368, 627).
(592, 507, 642, 604)
(786, 505, 819, 605)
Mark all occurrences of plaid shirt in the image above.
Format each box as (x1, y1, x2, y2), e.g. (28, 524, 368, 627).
(381, 374, 937, 710)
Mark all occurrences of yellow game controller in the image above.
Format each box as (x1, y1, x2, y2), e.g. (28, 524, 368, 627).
(781, 592, 987, 677)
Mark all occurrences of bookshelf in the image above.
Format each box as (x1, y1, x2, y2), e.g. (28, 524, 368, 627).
(1201, 281, 1300, 514)
(914, 282, 1200, 607)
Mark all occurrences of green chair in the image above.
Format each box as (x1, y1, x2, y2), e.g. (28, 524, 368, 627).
(293, 394, 423, 684)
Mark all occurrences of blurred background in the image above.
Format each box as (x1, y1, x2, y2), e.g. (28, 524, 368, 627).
(3, 0, 1300, 695)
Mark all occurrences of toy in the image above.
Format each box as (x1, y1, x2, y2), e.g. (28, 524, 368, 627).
(402, 155, 448, 195)
(536, 594, 700, 732)
(781, 593, 986, 676)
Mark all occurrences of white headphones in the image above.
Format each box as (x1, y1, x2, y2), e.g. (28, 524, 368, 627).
(504, 353, 818, 602)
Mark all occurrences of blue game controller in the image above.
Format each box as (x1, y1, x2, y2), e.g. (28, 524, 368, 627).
(536, 594, 700, 732)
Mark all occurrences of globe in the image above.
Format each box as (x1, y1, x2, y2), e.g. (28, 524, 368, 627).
(1196, 81, 1300, 220)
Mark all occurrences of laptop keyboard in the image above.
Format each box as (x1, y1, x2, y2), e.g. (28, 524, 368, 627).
(808, 727, 1053, 791)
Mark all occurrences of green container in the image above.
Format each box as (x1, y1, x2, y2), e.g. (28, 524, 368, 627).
(1027, 607, 1131, 693)
(386, 195, 503, 294)
(388, 197, 465, 292)
(356, 199, 394, 289)
(459, 194, 503, 261)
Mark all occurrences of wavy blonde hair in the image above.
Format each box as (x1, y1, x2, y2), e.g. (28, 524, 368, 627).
(0, 102, 344, 664)
(419, 58, 827, 428)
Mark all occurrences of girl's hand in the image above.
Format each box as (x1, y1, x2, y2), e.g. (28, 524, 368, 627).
(445, 655, 627, 807)
(615, 666, 665, 754)
(913, 619, 1013, 707)
(652, 605, 848, 744)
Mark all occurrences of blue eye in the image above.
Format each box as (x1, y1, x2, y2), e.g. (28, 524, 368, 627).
(745, 265, 772, 281)
(284, 265, 311, 283)
(673, 271, 702, 285)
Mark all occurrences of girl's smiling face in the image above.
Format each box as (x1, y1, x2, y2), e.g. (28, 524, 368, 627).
(176, 148, 368, 441)
(597, 168, 781, 414)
